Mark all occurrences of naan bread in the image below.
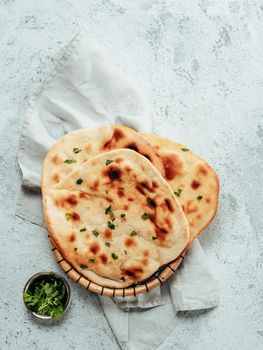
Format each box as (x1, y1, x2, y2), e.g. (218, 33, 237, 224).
(42, 125, 164, 196)
(43, 149, 190, 288)
(139, 132, 219, 244)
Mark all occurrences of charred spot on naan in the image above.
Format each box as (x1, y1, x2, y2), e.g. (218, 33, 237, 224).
(115, 157, 124, 163)
(152, 180, 159, 188)
(71, 212, 80, 222)
(104, 228, 112, 239)
(125, 142, 139, 152)
(182, 200, 198, 214)
(90, 179, 100, 191)
(164, 198, 174, 212)
(117, 187, 125, 197)
(68, 232, 76, 242)
(79, 192, 89, 199)
(52, 173, 60, 182)
(155, 226, 169, 242)
(191, 179, 200, 189)
(122, 265, 144, 280)
(103, 166, 122, 182)
(162, 154, 183, 180)
(99, 254, 108, 264)
(197, 164, 209, 176)
(89, 242, 100, 255)
(51, 154, 62, 165)
(101, 128, 125, 150)
(141, 258, 148, 266)
(55, 194, 78, 207)
(125, 237, 136, 248)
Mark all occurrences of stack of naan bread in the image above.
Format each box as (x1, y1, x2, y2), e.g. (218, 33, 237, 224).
(42, 126, 219, 288)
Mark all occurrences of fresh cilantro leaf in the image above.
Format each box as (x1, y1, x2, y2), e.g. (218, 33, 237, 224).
(105, 205, 112, 215)
(108, 221, 115, 230)
(80, 227, 86, 232)
(121, 214, 125, 218)
(111, 253, 118, 260)
(181, 148, 189, 152)
(105, 242, 111, 247)
(197, 195, 203, 201)
(174, 188, 182, 197)
(130, 230, 137, 236)
(92, 230, 99, 237)
(73, 148, 82, 154)
(141, 213, 150, 220)
(64, 159, 77, 164)
(152, 236, 157, 240)
(106, 159, 114, 165)
(80, 264, 88, 269)
(120, 277, 126, 281)
(76, 178, 83, 185)
(89, 258, 95, 263)
(65, 213, 72, 220)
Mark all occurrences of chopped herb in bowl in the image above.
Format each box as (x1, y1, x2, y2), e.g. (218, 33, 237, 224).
(23, 272, 71, 319)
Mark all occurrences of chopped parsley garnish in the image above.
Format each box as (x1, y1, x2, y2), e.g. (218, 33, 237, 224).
(141, 213, 150, 221)
(80, 264, 88, 269)
(74, 247, 78, 251)
(92, 230, 99, 237)
(64, 159, 77, 164)
(80, 227, 86, 232)
(111, 253, 118, 260)
(181, 148, 189, 152)
(76, 178, 83, 185)
(73, 148, 82, 154)
(108, 221, 115, 230)
(152, 236, 157, 240)
(23, 273, 66, 318)
(124, 250, 127, 255)
(120, 277, 126, 281)
(130, 230, 137, 236)
(106, 159, 114, 165)
(65, 213, 72, 220)
(197, 195, 203, 201)
(89, 258, 95, 263)
(174, 188, 182, 197)
(105, 205, 112, 215)
(112, 217, 116, 222)
(147, 198, 155, 207)
(105, 242, 111, 247)
(121, 214, 126, 218)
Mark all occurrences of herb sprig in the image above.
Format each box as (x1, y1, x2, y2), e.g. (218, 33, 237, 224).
(23, 273, 66, 318)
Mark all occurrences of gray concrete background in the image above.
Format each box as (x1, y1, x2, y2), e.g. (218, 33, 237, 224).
(0, 0, 262, 349)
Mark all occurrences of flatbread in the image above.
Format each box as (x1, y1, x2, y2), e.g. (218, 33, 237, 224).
(139, 132, 219, 244)
(43, 149, 190, 288)
(42, 125, 164, 196)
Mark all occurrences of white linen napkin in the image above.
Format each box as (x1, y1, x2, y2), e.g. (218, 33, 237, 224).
(16, 34, 218, 350)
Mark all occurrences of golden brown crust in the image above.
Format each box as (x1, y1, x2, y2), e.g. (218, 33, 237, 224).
(43, 149, 190, 288)
(139, 132, 219, 245)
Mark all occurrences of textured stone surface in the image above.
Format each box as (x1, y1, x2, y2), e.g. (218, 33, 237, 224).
(0, 0, 263, 349)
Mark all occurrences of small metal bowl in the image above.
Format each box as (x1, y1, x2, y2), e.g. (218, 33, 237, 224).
(23, 271, 71, 320)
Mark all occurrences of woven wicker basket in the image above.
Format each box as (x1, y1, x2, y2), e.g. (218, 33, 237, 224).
(49, 234, 185, 297)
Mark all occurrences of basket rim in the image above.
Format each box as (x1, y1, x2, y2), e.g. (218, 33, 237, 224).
(48, 234, 185, 297)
